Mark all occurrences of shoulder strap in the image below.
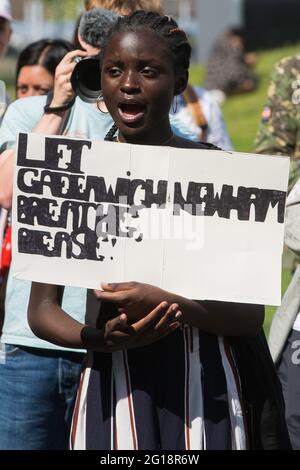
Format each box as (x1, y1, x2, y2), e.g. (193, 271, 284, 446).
(182, 84, 208, 141)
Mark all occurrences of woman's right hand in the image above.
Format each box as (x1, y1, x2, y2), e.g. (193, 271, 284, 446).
(99, 301, 182, 352)
(50, 49, 88, 108)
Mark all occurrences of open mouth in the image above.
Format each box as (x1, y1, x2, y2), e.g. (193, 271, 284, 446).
(118, 102, 146, 124)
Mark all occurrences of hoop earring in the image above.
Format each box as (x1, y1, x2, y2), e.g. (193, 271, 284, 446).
(172, 96, 178, 114)
(96, 92, 108, 113)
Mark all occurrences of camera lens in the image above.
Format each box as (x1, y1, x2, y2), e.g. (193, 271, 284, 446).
(71, 56, 101, 103)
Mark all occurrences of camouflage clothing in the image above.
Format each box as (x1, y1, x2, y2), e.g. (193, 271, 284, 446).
(255, 55, 300, 191)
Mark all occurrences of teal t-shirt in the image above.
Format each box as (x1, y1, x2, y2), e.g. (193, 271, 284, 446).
(0, 95, 114, 152)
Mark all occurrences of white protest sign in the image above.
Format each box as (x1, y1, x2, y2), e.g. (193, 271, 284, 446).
(12, 133, 289, 305)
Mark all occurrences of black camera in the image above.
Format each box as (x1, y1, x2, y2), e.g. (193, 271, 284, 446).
(71, 55, 101, 103)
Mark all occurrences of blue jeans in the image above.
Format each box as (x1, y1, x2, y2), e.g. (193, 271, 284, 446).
(0, 344, 84, 450)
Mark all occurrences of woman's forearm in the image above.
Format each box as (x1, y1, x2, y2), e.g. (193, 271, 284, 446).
(177, 297, 264, 336)
(148, 290, 264, 336)
(28, 282, 87, 349)
(32, 109, 68, 134)
(156, 289, 264, 336)
(28, 282, 181, 352)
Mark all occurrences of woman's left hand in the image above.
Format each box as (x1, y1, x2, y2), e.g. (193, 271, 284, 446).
(94, 282, 174, 323)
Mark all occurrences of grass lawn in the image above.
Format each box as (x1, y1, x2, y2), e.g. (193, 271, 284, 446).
(190, 43, 300, 336)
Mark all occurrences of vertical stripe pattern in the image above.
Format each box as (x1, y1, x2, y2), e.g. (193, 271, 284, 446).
(183, 326, 204, 450)
(112, 350, 138, 450)
(219, 337, 246, 450)
(71, 328, 247, 450)
(70, 366, 91, 450)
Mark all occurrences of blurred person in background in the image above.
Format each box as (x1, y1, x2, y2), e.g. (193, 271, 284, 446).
(1, 39, 73, 313)
(205, 27, 258, 104)
(255, 54, 300, 449)
(16, 39, 73, 98)
(0, 0, 12, 123)
(0, 37, 79, 450)
(0, 0, 11, 58)
(174, 84, 233, 151)
(0, 0, 12, 328)
(267, 181, 300, 450)
(255, 55, 300, 191)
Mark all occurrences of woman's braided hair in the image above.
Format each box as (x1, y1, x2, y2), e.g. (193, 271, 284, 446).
(101, 10, 191, 77)
(104, 122, 118, 141)
(103, 11, 191, 141)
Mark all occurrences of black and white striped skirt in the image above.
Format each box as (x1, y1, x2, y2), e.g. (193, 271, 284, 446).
(70, 326, 247, 450)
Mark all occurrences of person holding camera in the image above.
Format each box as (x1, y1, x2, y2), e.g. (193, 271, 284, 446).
(0, 8, 121, 449)
(0, 38, 74, 328)
(0, 47, 101, 450)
